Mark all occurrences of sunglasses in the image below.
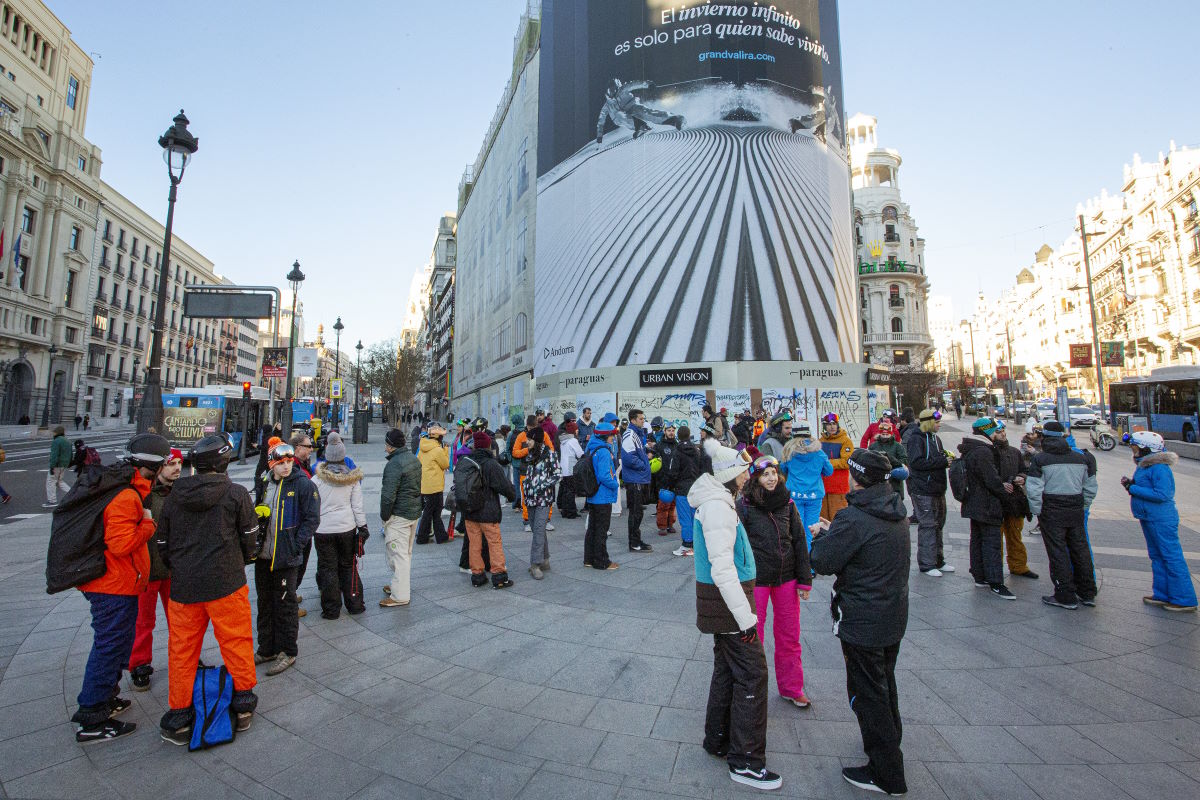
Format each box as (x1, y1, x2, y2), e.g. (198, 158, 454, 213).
(751, 455, 779, 474)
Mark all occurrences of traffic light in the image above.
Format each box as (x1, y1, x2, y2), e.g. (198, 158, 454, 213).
(242, 381, 252, 400)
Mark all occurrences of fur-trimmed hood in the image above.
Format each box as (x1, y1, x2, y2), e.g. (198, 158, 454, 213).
(1137, 451, 1178, 468)
(315, 462, 364, 486)
(782, 436, 823, 460)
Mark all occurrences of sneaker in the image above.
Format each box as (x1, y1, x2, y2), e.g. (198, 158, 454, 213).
(470, 573, 489, 588)
(160, 724, 191, 746)
(842, 765, 905, 795)
(921, 568, 943, 577)
(41, 502, 58, 508)
(1079, 597, 1096, 607)
(492, 575, 515, 589)
(605, 563, 620, 571)
(1012, 569, 1039, 580)
(235, 712, 253, 732)
(76, 719, 136, 744)
(254, 651, 277, 665)
(729, 764, 782, 791)
(524, 523, 532, 532)
(673, 545, 694, 557)
(297, 608, 307, 618)
(784, 693, 811, 708)
(459, 567, 471, 574)
(1164, 603, 1198, 612)
(973, 580, 989, 588)
(130, 665, 152, 691)
(383, 585, 391, 594)
(266, 654, 296, 676)
(108, 696, 132, 717)
(546, 523, 555, 531)
(540, 561, 551, 572)
(991, 584, 1016, 600)
(379, 597, 409, 607)
(629, 543, 653, 553)
(938, 564, 956, 573)
(1041, 595, 1078, 610)
(657, 528, 670, 536)
(529, 564, 544, 580)
(1143, 596, 1168, 607)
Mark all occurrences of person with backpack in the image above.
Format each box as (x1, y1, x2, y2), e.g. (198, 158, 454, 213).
(557, 421, 584, 519)
(312, 433, 368, 619)
(254, 439, 321, 675)
(809, 449, 911, 797)
(957, 418, 1016, 600)
(737, 451, 812, 709)
(44, 425, 72, 508)
(689, 438, 781, 791)
(620, 409, 654, 553)
(1120, 431, 1196, 612)
(415, 423, 451, 544)
(1025, 420, 1099, 610)
(581, 419, 621, 570)
(523, 425, 560, 580)
(458, 429, 517, 588)
(127, 447, 184, 692)
(664, 426, 709, 557)
(155, 434, 260, 746)
(906, 409, 955, 577)
(62, 432, 170, 743)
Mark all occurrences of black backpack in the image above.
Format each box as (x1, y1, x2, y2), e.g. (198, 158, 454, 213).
(45, 462, 138, 594)
(573, 450, 601, 497)
(453, 457, 489, 513)
(948, 457, 971, 503)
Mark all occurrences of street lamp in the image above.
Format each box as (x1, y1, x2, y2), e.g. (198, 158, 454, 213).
(128, 356, 140, 424)
(331, 316, 343, 431)
(139, 110, 199, 434)
(280, 260, 305, 434)
(354, 339, 364, 442)
(224, 341, 234, 381)
(40, 343, 57, 427)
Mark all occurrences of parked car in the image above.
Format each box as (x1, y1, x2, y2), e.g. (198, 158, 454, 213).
(1067, 406, 1099, 428)
(1034, 403, 1056, 420)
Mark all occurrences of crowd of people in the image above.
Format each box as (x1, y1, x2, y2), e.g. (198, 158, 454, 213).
(39, 397, 1195, 796)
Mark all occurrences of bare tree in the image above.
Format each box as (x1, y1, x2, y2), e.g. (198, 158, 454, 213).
(362, 339, 429, 422)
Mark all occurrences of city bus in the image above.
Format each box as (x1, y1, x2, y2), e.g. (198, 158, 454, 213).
(162, 384, 273, 455)
(1108, 367, 1200, 443)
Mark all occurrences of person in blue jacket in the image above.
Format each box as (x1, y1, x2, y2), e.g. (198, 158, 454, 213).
(583, 419, 621, 571)
(779, 425, 833, 547)
(620, 409, 654, 553)
(1120, 431, 1196, 611)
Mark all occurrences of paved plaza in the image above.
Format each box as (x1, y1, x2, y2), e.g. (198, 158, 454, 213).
(0, 418, 1197, 800)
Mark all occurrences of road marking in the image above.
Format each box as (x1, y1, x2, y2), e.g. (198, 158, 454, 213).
(6, 513, 47, 520)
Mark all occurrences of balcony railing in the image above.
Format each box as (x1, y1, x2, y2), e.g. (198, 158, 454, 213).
(122, 337, 132, 347)
(884, 232, 900, 243)
(116, 238, 127, 251)
(104, 368, 115, 379)
(863, 332, 933, 345)
(87, 364, 103, 377)
(102, 232, 113, 244)
(91, 326, 105, 338)
(113, 267, 125, 279)
(107, 331, 119, 342)
(859, 262, 923, 276)
(110, 299, 121, 310)
(888, 297, 905, 308)
(98, 259, 111, 272)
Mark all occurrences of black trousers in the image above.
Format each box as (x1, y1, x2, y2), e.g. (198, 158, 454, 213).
(1040, 516, 1097, 602)
(254, 561, 299, 658)
(459, 523, 490, 571)
(968, 520, 1004, 585)
(557, 476, 580, 518)
(416, 491, 448, 543)
(626, 484, 647, 548)
(584, 503, 612, 569)
(704, 633, 768, 771)
(315, 531, 365, 617)
(842, 640, 906, 794)
(294, 537, 313, 594)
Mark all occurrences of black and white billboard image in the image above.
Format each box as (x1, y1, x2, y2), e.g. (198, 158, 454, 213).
(535, 0, 855, 374)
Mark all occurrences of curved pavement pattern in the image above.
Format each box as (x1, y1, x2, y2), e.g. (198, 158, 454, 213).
(0, 421, 1198, 800)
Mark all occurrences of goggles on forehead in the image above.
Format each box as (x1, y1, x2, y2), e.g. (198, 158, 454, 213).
(750, 455, 779, 474)
(931, 410, 942, 421)
(269, 443, 295, 461)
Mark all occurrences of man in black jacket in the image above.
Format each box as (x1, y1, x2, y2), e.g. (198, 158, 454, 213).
(958, 418, 1016, 600)
(810, 449, 910, 797)
(460, 430, 518, 589)
(993, 425, 1038, 580)
(156, 434, 260, 745)
(905, 409, 954, 576)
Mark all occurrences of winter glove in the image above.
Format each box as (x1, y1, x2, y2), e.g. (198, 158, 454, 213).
(356, 526, 370, 556)
(888, 466, 910, 481)
(737, 625, 758, 645)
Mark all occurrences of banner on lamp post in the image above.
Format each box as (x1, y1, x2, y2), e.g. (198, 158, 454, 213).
(262, 347, 288, 379)
(1013, 365, 1026, 381)
(1069, 344, 1093, 368)
(996, 366, 1011, 381)
(1100, 341, 1124, 367)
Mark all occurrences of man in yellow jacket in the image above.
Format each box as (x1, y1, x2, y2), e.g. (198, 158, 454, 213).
(416, 424, 451, 544)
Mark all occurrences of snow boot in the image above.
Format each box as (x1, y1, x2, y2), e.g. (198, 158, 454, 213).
(491, 571, 514, 590)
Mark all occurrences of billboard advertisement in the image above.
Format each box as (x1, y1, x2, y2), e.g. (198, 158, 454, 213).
(262, 347, 288, 379)
(162, 395, 223, 448)
(535, 0, 853, 374)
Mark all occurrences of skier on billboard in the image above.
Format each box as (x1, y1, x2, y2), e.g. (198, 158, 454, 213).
(595, 78, 684, 144)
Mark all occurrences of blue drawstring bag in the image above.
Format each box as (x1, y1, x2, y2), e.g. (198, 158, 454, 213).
(190, 664, 235, 751)
(659, 488, 675, 504)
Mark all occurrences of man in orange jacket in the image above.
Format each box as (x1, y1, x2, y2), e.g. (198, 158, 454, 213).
(72, 433, 170, 744)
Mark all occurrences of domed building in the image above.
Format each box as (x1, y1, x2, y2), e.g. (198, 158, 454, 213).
(849, 113, 933, 369)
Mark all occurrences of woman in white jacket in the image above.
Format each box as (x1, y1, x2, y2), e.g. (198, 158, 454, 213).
(557, 422, 584, 518)
(312, 433, 367, 619)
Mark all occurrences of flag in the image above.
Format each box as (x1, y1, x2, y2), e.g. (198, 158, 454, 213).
(11, 233, 19, 270)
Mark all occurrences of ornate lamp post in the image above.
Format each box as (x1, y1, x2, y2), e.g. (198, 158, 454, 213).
(40, 343, 57, 427)
(331, 316, 343, 431)
(127, 356, 140, 423)
(353, 339, 364, 441)
(139, 110, 198, 434)
(223, 341, 234, 381)
(280, 260, 305, 434)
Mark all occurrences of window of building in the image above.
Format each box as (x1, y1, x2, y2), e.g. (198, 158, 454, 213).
(117, 229, 126, 249)
(891, 317, 903, 333)
(516, 137, 529, 197)
(516, 217, 527, 272)
(102, 220, 112, 241)
(515, 312, 528, 351)
(69, 225, 80, 250)
(66, 74, 79, 108)
(20, 206, 34, 233)
(892, 349, 910, 365)
(64, 326, 77, 344)
(16, 255, 28, 289)
(64, 270, 76, 307)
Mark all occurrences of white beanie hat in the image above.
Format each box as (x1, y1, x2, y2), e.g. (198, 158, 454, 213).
(703, 438, 749, 484)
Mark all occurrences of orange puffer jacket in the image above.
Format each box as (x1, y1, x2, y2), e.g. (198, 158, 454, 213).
(79, 470, 156, 595)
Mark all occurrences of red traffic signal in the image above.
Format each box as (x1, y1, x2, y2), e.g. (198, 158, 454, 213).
(242, 381, 252, 398)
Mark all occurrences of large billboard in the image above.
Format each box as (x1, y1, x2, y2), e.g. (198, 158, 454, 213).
(535, 0, 854, 374)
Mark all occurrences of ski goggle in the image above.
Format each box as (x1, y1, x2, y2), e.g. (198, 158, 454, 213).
(268, 443, 295, 462)
(931, 410, 942, 421)
(822, 413, 839, 424)
(750, 455, 779, 475)
(1121, 433, 1132, 445)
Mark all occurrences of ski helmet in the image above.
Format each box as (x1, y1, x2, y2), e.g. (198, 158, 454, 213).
(1127, 430, 1165, 458)
(126, 433, 171, 470)
(190, 433, 234, 473)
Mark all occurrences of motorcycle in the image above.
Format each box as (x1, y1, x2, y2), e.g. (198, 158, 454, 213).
(1090, 420, 1117, 451)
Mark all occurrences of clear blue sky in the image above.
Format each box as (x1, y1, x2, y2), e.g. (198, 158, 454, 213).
(54, 0, 1200, 347)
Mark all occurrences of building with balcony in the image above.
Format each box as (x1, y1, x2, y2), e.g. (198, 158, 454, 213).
(849, 113, 933, 369)
(424, 213, 456, 419)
